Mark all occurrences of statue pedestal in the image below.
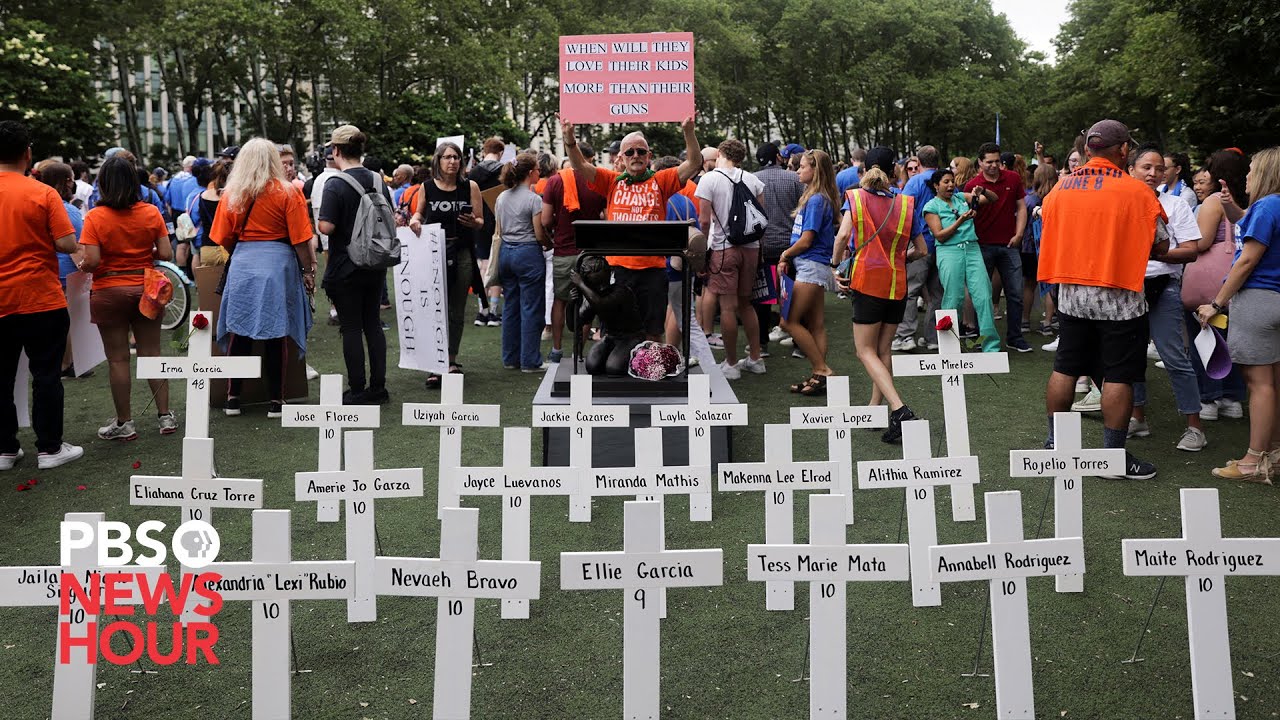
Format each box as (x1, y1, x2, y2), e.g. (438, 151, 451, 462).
(533, 363, 736, 467)
(550, 360, 696, 398)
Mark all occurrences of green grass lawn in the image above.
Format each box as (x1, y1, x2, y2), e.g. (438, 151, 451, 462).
(2, 292, 1277, 720)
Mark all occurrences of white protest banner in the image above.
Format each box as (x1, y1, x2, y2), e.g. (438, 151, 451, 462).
(436, 135, 465, 151)
(394, 225, 449, 376)
(559, 33, 696, 124)
(65, 271, 106, 375)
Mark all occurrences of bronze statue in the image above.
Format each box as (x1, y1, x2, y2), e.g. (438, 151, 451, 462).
(570, 255, 645, 376)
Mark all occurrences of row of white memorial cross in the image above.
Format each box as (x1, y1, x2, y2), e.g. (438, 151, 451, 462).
(2, 311, 1274, 719)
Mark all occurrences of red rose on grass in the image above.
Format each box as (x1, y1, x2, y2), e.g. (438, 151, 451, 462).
(936, 316, 954, 331)
(76, 485, 86, 491)
(15, 484, 27, 491)
(132, 460, 142, 469)
(26, 479, 36, 486)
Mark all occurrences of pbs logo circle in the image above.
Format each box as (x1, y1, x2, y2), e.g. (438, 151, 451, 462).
(172, 520, 220, 569)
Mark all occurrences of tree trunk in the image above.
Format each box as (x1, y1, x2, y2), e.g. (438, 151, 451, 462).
(114, 52, 143, 153)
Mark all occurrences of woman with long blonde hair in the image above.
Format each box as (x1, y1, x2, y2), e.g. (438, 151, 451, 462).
(834, 147, 927, 442)
(1196, 147, 1280, 481)
(950, 156, 976, 187)
(209, 137, 316, 417)
(778, 149, 840, 395)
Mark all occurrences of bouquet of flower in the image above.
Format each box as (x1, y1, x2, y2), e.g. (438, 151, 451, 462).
(628, 341, 685, 381)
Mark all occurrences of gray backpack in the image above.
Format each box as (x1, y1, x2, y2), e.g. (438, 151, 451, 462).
(333, 171, 401, 269)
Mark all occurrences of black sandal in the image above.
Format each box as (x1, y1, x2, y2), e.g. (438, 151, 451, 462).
(789, 376, 813, 393)
(448, 363, 463, 374)
(798, 375, 828, 396)
(425, 373, 442, 389)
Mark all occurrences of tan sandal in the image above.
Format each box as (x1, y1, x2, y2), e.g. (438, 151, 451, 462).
(1212, 449, 1273, 485)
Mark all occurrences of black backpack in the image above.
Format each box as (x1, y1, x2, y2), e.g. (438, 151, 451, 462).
(712, 169, 768, 246)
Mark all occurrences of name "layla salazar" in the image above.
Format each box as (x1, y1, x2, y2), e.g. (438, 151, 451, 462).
(653, 409, 740, 423)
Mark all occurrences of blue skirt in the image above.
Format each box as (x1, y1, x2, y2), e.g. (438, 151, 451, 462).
(216, 241, 313, 357)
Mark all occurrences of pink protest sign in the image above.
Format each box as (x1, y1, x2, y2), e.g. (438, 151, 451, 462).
(559, 32, 695, 124)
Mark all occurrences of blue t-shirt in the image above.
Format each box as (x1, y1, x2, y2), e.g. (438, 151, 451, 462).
(393, 185, 407, 207)
(58, 202, 83, 281)
(1236, 193, 1280, 293)
(1023, 191, 1043, 254)
(835, 166, 861, 195)
(902, 169, 938, 250)
(163, 174, 199, 215)
(789, 194, 836, 263)
(922, 194, 979, 246)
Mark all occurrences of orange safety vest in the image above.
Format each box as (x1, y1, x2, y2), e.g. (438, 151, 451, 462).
(847, 189, 914, 300)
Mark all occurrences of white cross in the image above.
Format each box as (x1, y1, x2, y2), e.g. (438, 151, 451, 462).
(788, 375, 888, 523)
(1009, 411, 1124, 592)
(129, 436, 263, 623)
(281, 374, 381, 522)
(295, 430, 423, 622)
(719, 424, 840, 611)
(201, 509, 355, 720)
(532, 374, 628, 522)
(747, 493, 909, 719)
(930, 491, 1085, 719)
(0, 512, 166, 720)
(891, 309, 1008, 522)
(560, 500, 723, 719)
(376, 507, 541, 720)
(402, 373, 502, 519)
(650, 373, 748, 521)
(449, 426, 579, 619)
(856, 420, 980, 607)
(1122, 487, 1280, 719)
(135, 312, 261, 439)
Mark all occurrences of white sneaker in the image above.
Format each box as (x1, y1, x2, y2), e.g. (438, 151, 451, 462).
(779, 336, 795, 348)
(1199, 401, 1219, 421)
(1071, 387, 1102, 412)
(306, 364, 320, 380)
(0, 448, 23, 471)
(37, 442, 83, 469)
(1155, 360, 1166, 370)
(718, 360, 741, 380)
(1127, 417, 1150, 438)
(1176, 427, 1208, 452)
(918, 337, 939, 351)
(98, 418, 138, 441)
(1041, 337, 1059, 352)
(791, 349, 806, 359)
(768, 326, 789, 342)
(1216, 398, 1244, 419)
(1075, 377, 1091, 394)
(158, 412, 179, 435)
(1146, 342, 1160, 361)
(738, 357, 767, 375)
(890, 337, 916, 352)
(707, 333, 725, 349)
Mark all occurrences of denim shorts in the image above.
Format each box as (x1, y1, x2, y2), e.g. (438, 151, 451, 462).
(793, 256, 835, 291)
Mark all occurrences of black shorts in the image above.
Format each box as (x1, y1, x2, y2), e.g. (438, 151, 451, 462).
(1021, 252, 1038, 281)
(851, 291, 907, 325)
(613, 266, 668, 337)
(1053, 313, 1148, 384)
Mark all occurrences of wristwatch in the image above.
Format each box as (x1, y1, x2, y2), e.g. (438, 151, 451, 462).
(1211, 301, 1224, 313)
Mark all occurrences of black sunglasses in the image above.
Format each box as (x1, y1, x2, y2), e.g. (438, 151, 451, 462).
(623, 148, 650, 157)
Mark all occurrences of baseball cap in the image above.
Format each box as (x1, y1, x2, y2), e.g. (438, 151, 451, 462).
(192, 157, 213, 171)
(216, 145, 240, 159)
(1085, 119, 1133, 150)
(104, 147, 127, 159)
(756, 142, 780, 165)
(781, 143, 805, 159)
(864, 146, 896, 176)
(606, 140, 622, 156)
(330, 124, 362, 146)
(151, 167, 168, 178)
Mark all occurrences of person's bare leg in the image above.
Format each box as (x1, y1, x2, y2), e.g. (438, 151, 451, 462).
(1100, 381, 1134, 436)
(720, 293, 741, 366)
(133, 317, 169, 415)
(98, 324, 133, 421)
(551, 298, 567, 352)
(1234, 364, 1276, 465)
(699, 290, 717, 339)
(855, 321, 903, 409)
(1046, 371, 1076, 415)
(782, 285, 830, 375)
(664, 306, 682, 347)
(739, 291, 761, 360)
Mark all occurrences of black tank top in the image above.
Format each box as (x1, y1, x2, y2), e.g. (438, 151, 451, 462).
(422, 180, 472, 240)
(198, 196, 218, 242)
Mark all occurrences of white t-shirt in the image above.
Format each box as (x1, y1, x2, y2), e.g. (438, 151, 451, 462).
(694, 167, 767, 250)
(1148, 191, 1201, 277)
(311, 168, 342, 244)
(73, 179, 93, 208)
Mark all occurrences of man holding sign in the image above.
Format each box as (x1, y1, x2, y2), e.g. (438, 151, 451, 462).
(561, 116, 702, 342)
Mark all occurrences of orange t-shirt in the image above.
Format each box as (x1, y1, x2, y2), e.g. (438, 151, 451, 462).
(533, 178, 549, 196)
(679, 179, 698, 203)
(1038, 158, 1167, 292)
(80, 203, 169, 289)
(0, 172, 75, 317)
(210, 181, 313, 247)
(587, 167, 685, 270)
